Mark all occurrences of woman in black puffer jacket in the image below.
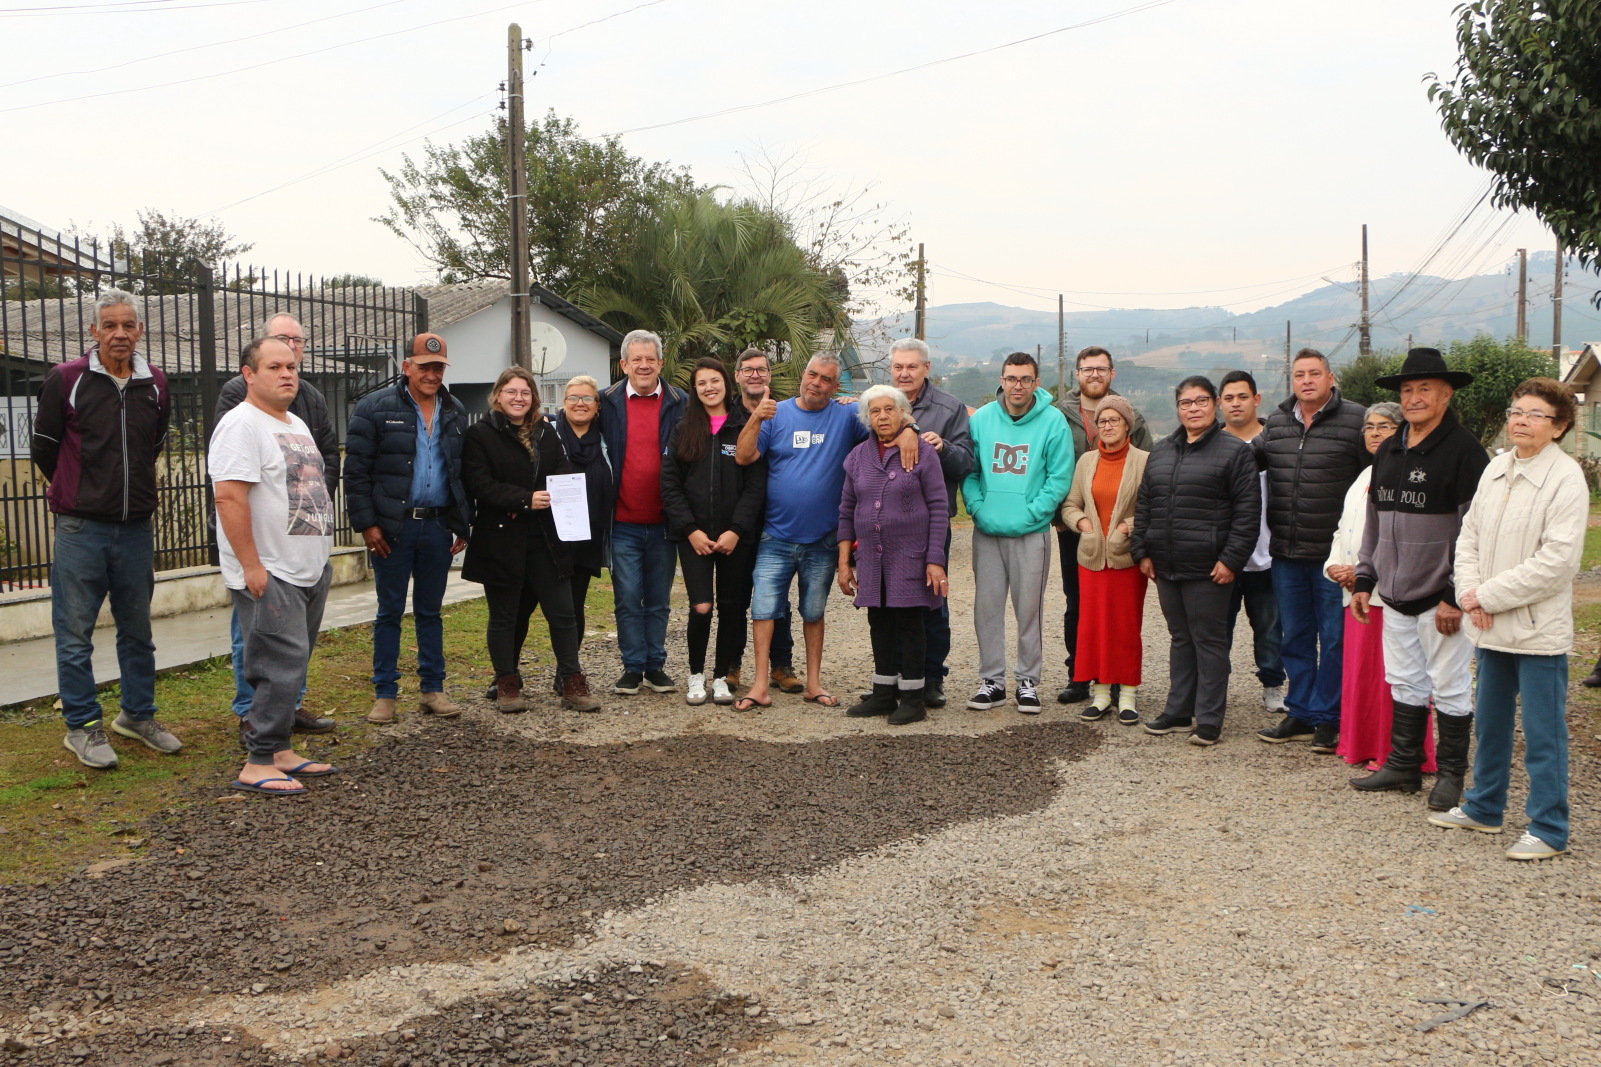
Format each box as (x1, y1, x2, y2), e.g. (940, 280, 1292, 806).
(462, 368, 600, 715)
(660, 358, 768, 708)
(1132, 375, 1260, 745)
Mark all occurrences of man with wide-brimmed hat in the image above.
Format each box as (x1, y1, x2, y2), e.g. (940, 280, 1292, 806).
(1350, 347, 1489, 811)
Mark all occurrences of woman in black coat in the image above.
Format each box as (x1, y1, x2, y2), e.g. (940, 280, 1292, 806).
(1131, 375, 1260, 745)
(660, 357, 767, 707)
(462, 368, 600, 714)
(551, 374, 613, 637)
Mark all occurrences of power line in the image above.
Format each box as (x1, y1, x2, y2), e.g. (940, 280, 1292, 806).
(0, 0, 278, 15)
(607, 0, 1185, 136)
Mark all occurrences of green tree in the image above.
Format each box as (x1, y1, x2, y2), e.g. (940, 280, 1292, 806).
(377, 110, 699, 294)
(1333, 351, 1403, 408)
(1427, 1, 1601, 290)
(323, 272, 383, 288)
(576, 191, 846, 391)
(104, 210, 254, 295)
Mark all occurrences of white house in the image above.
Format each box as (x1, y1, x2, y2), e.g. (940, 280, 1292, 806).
(417, 280, 622, 415)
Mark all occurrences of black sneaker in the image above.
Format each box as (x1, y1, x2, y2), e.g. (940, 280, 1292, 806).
(1057, 680, 1092, 704)
(1143, 712, 1194, 735)
(923, 683, 947, 708)
(1310, 723, 1339, 753)
(1117, 706, 1140, 725)
(1015, 680, 1042, 715)
(613, 670, 643, 695)
(1079, 703, 1110, 722)
(966, 680, 1007, 710)
(1189, 724, 1221, 747)
(642, 669, 677, 693)
(1257, 716, 1315, 744)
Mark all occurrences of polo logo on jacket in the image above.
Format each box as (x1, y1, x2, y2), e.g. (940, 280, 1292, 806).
(991, 441, 1030, 475)
(1409, 468, 1427, 483)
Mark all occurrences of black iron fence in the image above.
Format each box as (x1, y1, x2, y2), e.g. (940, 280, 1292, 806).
(0, 219, 426, 590)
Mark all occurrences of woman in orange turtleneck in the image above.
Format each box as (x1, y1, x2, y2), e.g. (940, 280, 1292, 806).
(1059, 394, 1150, 722)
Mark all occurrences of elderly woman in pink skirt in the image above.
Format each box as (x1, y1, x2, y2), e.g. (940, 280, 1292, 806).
(1323, 401, 1435, 772)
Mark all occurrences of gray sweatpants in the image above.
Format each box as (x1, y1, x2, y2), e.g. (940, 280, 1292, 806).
(972, 528, 1053, 685)
(234, 563, 331, 765)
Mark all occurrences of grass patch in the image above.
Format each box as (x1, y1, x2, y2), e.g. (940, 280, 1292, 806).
(0, 577, 614, 883)
(1584, 523, 1601, 571)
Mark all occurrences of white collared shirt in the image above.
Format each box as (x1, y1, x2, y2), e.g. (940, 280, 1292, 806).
(625, 378, 663, 399)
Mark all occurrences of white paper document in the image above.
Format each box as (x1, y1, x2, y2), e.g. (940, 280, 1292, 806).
(545, 473, 591, 542)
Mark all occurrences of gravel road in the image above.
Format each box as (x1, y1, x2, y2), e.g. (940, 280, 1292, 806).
(2, 532, 1598, 1066)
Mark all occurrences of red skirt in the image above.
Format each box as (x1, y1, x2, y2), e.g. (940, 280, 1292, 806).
(1074, 565, 1148, 686)
(1334, 604, 1437, 771)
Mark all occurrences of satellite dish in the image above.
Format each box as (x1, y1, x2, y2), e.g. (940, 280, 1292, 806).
(528, 320, 567, 375)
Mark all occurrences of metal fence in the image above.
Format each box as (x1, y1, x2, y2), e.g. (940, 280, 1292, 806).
(0, 220, 425, 590)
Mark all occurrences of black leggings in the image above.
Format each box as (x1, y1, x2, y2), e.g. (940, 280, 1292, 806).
(677, 538, 756, 676)
(485, 543, 581, 681)
(868, 606, 928, 689)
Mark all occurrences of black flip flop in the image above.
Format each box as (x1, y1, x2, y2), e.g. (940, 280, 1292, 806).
(231, 777, 307, 797)
(733, 695, 771, 712)
(284, 761, 338, 778)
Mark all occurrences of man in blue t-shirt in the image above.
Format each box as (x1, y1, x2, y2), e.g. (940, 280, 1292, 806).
(734, 353, 918, 711)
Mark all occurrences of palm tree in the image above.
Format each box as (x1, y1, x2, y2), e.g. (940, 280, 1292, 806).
(576, 191, 847, 392)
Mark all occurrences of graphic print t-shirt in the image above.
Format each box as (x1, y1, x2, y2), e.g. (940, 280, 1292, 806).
(756, 399, 868, 543)
(209, 402, 334, 589)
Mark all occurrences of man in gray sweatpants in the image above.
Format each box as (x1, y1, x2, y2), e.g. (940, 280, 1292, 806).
(962, 353, 1074, 714)
(210, 337, 337, 797)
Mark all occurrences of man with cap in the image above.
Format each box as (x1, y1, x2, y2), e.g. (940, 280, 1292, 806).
(1350, 348, 1489, 811)
(345, 333, 472, 724)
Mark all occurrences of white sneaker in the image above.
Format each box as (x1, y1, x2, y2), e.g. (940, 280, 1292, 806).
(1506, 832, 1567, 860)
(1261, 685, 1287, 712)
(1427, 806, 1503, 833)
(711, 677, 733, 705)
(686, 673, 707, 706)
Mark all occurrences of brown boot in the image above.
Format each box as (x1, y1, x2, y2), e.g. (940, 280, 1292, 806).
(367, 697, 398, 725)
(725, 668, 742, 691)
(495, 674, 527, 714)
(419, 691, 461, 718)
(561, 672, 602, 713)
(770, 666, 804, 694)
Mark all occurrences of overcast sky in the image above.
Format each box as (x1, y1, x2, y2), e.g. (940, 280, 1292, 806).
(3, 0, 1562, 315)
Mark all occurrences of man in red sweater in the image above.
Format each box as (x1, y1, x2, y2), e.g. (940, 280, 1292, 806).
(598, 330, 687, 693)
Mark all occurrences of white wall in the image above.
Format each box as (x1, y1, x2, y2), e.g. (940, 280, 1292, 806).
(433, 295, 615, 396)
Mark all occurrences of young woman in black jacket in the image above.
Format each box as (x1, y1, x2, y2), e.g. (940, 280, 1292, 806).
(461, 368, 600, 714)
(660, 357, 768, 707)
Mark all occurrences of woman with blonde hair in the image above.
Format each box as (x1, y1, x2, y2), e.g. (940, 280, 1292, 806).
(462, 367, 600, 713)
(1060, 394, 1149, 723)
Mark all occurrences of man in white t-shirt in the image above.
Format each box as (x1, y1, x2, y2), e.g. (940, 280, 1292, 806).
(209, 337, 336, 796)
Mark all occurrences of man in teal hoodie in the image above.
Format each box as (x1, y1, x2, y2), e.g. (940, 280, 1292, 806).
(964, 352, 1075, 713)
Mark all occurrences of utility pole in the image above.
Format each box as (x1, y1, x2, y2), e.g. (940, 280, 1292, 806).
(1057, 293, 1065, 400)
(1284, 320, 1291, 396)
(1553, 236, 1565, 361)
(1515, 248, 1528, 343)
(1358, 223, 1371, 357)
(913, 243, 926, 341)
(506, 23, 532, 371)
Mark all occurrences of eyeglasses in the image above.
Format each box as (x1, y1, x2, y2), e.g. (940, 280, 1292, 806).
(1362, 421, 1397, 433)
(1506, 408, 1558, 423)
(738, 367, 771, 377)
(499, 389, 534, 400)
(1001, 376, 1037, 387)
(1176, 397, 1214, 409)
(267, 333, 308, 347)
(564, 395, 598, 406)
(1094, 416, 1125, 427)
(1078, 366, 1112, 377)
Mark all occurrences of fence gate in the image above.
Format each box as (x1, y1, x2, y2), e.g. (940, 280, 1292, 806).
(0, 220, 425, 591)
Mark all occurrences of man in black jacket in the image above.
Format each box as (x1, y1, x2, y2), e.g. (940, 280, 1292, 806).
(1054, 347, 1152, 703)
(215, 313, 340, 742)
(1253, 349, 1369, 752)
(33, 288, 178, 770)
(345, 333, 472, 724)
(888, 337, 974, 707)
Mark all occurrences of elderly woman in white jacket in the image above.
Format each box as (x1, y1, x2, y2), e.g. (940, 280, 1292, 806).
(1322, 403, 1438, 771)
(1428, 378, 1587, 861)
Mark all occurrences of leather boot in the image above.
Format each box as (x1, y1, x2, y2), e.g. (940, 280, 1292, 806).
(847, 683, 898, 718)
(1428, 710, 1474, 811)
(888, 690, 927, 726)
(495, 673, 527, 714)
(561, 672, 602, 713)
(485, 673, 523, 701)
(1350, 701, 1428, 793)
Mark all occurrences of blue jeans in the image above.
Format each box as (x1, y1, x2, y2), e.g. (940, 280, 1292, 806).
(751, 535, 836, 624)
(1228, 568, 1286, 688)
(1271, 557, 1344, 727)
(611, 521, 675, 673)
(51, 516, 157, 730)
(1462, 648, 1570, 850)
(371, 517, 453, 697)
(230, 608, 308, 718)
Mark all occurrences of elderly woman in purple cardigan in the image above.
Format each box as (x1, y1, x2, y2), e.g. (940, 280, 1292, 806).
(837, 384, 950, 725)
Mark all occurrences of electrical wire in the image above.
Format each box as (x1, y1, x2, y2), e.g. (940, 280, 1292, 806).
(1, 0, 278, 14)
(607, 0, 1185, 136)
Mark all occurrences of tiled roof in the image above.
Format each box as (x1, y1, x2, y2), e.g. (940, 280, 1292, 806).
(415, 280, 624, 344)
